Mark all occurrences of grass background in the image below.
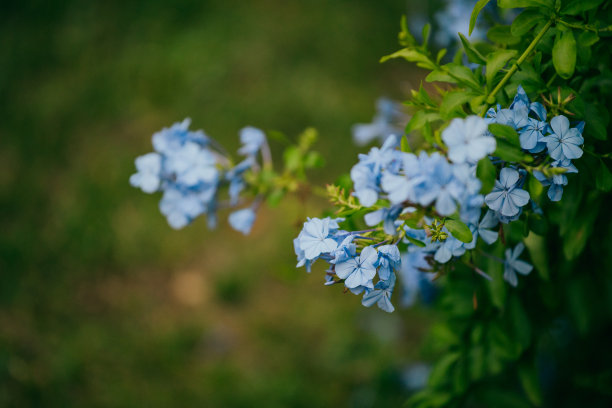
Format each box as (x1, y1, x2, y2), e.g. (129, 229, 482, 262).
(0, 1, 436, 406)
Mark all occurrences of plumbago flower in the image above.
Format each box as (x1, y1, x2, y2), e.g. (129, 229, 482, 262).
(485, 168, 530, 218)
(504, 243, 533, 287)
(442, 115, 496, 164)
(352, 98, 408, 146)
(130, 119, 276, 234)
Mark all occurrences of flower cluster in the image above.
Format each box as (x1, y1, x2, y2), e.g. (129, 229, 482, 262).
(130, 119, 268, 234)
(486, 86, 584, 214)
(294, 216, 401, 312)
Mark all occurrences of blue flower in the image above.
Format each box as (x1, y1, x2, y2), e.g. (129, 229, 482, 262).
(352, 98, 406, 146)
(442, 116, 496, 164)
(165, 142, 219, 188)
(238, 126, 266, 156)
(485, 168, 530, 217)
(228, 208, 257, 235)
(362, 273, 396, 313)
(542, 116, 584, 160)
(296, 217, 341, 260)
(226, 158, 255, 205)
(477, 210, 499, 244)
(335, 245, 379, 289)
(364, 205, 403, 235)
(159, 188, 206, 229)
(329, 235, 357, 264)
(376, 244, 401, 280)
(130, 153, 162, 193)
(152, 118, 208, 154)
(504, 242, 533, 287)
(351, 163, 379, 206)
(434, 235, 466, 263)
(398, 250, 436, 307)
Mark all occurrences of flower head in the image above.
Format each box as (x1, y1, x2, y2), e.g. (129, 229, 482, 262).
(228, 208, 257, 235)
(485, 168, 530, 217)
(542, 116, 584, 160)
(335, 246, 379, 289)
(442, 116, 496, 164)
(503, 242, 533, 287)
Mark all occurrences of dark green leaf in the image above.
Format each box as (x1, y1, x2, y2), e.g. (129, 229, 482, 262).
(477, 157, 497, 194)
(498, 0, 553, 8)
(561, 0, 604, 15)
(470, 0, 492, 35)
(524, 232, 549, 280)
(518, 362, 543, 407)
(428, 352, 460, 387)
(511, 9, 544, 36)
(596, 159, 612, 192)
(445, 218, 473, 243)
(584, 103, 609, 140)
(489, 123, 521, 147)
(459, 33, 486, 64)
(494, 139, 528, 162)
(552, 30, 577, 79)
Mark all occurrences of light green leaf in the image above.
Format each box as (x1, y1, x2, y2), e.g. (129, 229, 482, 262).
(487, 25, 521, 45)
(405, 235, 426, 247)
(440, 91, 474, 118)
(426, 70, 456, 84)
(488, 123, 521, 147)
(476, 157, 497, 194)
(552, 30, 577, 79)
(511, 9, 544, 36)
(486, 50, 517, 85)
(459, 33, 486, 64)
(445, 63, 482, 90)
(406, 110, 441, 133)
(380, 48, 436, 70)
(445, 218, 473, 243)
(470, 0, 492, 35)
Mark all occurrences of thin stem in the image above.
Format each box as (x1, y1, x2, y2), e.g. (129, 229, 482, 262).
(557, 19, 612, 33)
(261, 138, 273, 171)
(546, 72, 558, 88)
(479, 19, 554, 116)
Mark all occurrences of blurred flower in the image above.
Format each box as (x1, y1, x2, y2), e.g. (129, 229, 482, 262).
(228, 207, 257, 235)
(130, 153, 162, 193)
(503, 242, 533, 287)
(442, 116, 496, 164)
(362, 273, 396, 313)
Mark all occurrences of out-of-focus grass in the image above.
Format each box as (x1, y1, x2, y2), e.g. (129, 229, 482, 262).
(0, 1, 433, 406)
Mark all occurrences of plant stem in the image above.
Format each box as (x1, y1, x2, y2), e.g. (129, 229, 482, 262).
(479, 19, 554, 116)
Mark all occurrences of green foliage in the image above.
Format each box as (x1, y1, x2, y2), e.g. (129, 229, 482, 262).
(384, 1, 612, 406)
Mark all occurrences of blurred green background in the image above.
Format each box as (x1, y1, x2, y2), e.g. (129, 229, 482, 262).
(0, 0, 437, 406)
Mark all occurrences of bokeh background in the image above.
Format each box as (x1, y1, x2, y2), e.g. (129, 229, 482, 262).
(0, 1, 444, 406)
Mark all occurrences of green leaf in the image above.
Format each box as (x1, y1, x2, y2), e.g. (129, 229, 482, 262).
(458, 33, 486, 64)
(494, 139, 527, 162)
(498, 0, 553, 8)
(304, 151, 324, 169)
(511, 9, 544, 37)
(552, 29, 577, 79)
(405, 235, 426, 247)
(440, 91, 474, 118)
(470, 0, 492, 35)
(477, 157, 497, 194)
(428, 352, 460, 387)
(400, 134, 411, 152)
(380, 48, 436, 70)
(489, 123, 521, 147)
(487, 25, 521, 45)
(445, 218, 473, 243)
(518, 362, 543, 407)
(422, 23, 431, 47)
(486, 50, 517, 85)
(596, 159, 612, 192)
(426, 70, 456, 84)
(584, 103, 609, 140)
(406, 110, 441, 133)
(445, 63, 482, 91)
(524, 232, 549, 280)
(561, 0, 604, 15)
